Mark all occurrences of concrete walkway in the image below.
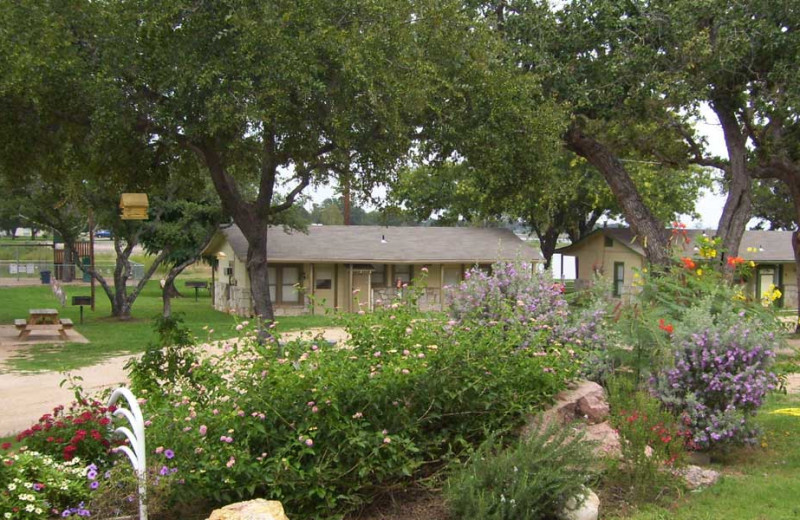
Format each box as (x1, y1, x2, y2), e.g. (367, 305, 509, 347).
(0, 327, 349, 437)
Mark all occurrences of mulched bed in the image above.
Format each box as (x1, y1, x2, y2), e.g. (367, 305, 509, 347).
(344, 490, 451, 520)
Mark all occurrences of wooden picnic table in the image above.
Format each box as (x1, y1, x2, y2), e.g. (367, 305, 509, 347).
(14, 309, 73, 340)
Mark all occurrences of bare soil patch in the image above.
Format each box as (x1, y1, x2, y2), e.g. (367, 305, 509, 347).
(344, 490, 450, 520)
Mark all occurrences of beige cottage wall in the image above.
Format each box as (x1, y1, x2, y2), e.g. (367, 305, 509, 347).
(212, 256, 535, 316)
(568, 233, 645, 297)
(784, 263, 798, 309)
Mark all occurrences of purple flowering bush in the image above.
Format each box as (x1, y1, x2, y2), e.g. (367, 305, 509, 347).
(651, 320, 779, 451)
(447, 261, 605, 352)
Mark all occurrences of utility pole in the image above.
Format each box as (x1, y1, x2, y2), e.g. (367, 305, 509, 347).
(88, 209, 96, 311)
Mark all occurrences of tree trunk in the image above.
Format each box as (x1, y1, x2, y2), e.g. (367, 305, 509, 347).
(62, 242, 75, 283)
(164, 280, 182, 299)
(786, 177, 800, 334)
(72, 235, 167, 320)
(712, 98, 751, 265)
(161, 256, 197, 318)
(200, 144, 279, 327)
(244, 227, 275, 323)
(565, 126, 671, 265)
(534, 225, 560, 270)
(792, 230, 800, 334)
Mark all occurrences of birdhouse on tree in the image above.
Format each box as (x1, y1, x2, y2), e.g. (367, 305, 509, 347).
(119, 193, 149, 220)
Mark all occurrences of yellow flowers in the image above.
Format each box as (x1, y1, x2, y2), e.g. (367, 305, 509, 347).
(696, 269, 703, 276)
(770, 408, 800, 417)
(699, 248, 717, 259)
(761, 284, 782, 306)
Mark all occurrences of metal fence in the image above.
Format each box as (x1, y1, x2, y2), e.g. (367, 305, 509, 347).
(0, 261, 145, 281)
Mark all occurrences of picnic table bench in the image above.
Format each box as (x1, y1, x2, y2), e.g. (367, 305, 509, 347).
(16, 309, 72, 340)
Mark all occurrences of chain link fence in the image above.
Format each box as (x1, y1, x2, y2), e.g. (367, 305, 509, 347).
(0, 261, 145, 282)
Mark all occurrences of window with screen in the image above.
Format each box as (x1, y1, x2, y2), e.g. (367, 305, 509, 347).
(394, 264, 412, 286)
(281, 266, 300, 303)
(371, 264, 386, 287)
(267, 265, 303, 304)
(613, 262, 624, 297)
(267, 267, 277, 302)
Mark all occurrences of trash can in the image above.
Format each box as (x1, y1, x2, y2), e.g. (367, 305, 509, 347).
(40, 270, 51, 284)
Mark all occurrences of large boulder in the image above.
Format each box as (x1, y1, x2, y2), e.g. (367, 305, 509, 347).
(207, 499, 289, 520)
(561, 487, 600, 520)
(528, 380, 620, 459)
(583, 421, 622, 459)
(547, 381, 610, 424)
(674, 465, 720, 490)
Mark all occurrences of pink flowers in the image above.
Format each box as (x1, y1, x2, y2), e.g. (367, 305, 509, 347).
(220, 435, 233, 443)
(226, 456, 236, 468)
(199, 425, 207, 436)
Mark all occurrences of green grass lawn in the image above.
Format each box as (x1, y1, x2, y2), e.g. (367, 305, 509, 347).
(605, 391, 800, 520)
(0, 281, 334, 373)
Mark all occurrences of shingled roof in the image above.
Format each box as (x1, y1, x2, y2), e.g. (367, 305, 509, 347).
(211, 225, 539, 264)
(557, 227, 795, 262)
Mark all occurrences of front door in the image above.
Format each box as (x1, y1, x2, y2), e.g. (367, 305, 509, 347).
(351, 270, 372, 312)
(757, 265, 783, 307)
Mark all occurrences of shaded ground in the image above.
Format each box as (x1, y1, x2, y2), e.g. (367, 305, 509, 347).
(345, 491, 450, 520)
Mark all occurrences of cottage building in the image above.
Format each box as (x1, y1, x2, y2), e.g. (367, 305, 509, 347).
(556, 228, 797, 308)
(203, 225, 539, 316)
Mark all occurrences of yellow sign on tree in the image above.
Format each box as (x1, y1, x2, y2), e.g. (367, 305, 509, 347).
(119, 193, 149, 220)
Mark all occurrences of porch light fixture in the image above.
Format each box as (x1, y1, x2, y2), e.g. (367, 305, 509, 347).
(217, 251, 227, 258)
(381, 234, 387, 244)
(758, 245, 765, 252)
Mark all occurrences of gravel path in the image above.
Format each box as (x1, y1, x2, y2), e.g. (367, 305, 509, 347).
(0, 327, 349, 437)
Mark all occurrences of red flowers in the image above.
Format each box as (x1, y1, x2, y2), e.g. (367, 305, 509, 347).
(727, 256, 745, 267)
(659, 319, 674, 334)
(680, 257, 696, 270)
(16, 400, 118, 462)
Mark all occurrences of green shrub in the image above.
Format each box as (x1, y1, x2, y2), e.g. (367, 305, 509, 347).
(127, 314, 199, 394)
(131, 281, 584, 518)
(445, 422, 597, 520)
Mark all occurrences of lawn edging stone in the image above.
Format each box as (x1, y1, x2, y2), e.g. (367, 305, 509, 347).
(206, 499, 289, 520)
